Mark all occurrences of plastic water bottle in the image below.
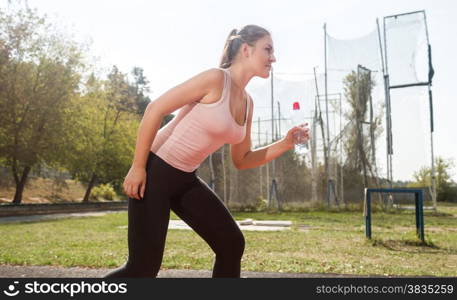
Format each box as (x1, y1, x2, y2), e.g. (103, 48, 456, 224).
(290, 101, 309, 150)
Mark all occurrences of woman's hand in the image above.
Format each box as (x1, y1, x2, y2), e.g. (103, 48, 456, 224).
(123, 166, 147, 200)
(283, 123, 310, 149)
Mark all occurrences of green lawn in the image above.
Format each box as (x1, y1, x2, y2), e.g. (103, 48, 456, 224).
(0, 204, 456, 276)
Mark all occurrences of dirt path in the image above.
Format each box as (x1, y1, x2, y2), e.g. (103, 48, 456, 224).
(0, 264, 372, 278)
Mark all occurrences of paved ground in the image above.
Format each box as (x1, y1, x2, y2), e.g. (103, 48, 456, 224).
(0, 264, 371, 278)
(0, 211, 294, 231)
(0, 211, 123, 225)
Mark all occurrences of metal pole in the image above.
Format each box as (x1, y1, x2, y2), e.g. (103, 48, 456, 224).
(258, 117, 262, 200)
(365, 189, 372, 239)
(423, 10, 437, 211)
(428, 86, 437, 210)
(277, 101, 281, 140)
(270, 67, 276, 208)
(266, 131, 269, 202)
(324, 23, 331, 207)
(310, 68, 319, 205)
(271, 67, 275, 143)
(420, 190, 425, 242)
(313, 67, 326, 204)
(381, 17, 394, 188)
(384, 9, 426, 19)
(339, 93, 344, 205)
(324, 24, 330, 149)
(415, 192, 420, 237)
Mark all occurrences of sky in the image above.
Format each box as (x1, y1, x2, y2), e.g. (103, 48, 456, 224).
(3, 0, 456, 181)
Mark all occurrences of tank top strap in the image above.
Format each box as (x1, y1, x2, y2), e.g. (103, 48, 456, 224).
(217, 68, 231, 103)
(243, 91, 250, 126)
(219, 67, 250, 127)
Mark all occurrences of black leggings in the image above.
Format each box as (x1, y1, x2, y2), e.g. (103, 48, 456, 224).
(104, 151, 245, 278)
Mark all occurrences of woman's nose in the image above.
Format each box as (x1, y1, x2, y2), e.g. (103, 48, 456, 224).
(270, 54, 276, 63)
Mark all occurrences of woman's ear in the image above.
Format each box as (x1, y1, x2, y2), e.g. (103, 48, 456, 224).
(241, 43, 251, 58)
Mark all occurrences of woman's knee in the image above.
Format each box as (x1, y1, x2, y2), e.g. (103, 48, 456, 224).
(237, 232, 246, 256)
(217, 230, 245, 259)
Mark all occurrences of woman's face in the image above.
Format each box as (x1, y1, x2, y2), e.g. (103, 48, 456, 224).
(249, 35, 276, 78)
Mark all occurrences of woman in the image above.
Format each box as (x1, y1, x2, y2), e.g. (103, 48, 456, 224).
(104, 25, 309, 278)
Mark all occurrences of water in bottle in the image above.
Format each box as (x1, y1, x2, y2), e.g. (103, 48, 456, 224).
(290, 101, 309, 150)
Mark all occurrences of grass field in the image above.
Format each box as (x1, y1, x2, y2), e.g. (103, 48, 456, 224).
(0, 204, 456, 276)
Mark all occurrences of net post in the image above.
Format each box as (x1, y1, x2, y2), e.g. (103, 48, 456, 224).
(415, 191, 420, 238)
(419, 190, 425, 242)
(364, 188, 372, 239)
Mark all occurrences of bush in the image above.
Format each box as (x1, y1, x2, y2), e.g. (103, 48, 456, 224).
(90, 183, 117, 201)
(255, 196, 268, 211)
(439, 184, 457, 202)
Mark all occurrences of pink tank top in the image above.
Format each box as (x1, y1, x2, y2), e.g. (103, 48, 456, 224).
(150, 68, 250, 173)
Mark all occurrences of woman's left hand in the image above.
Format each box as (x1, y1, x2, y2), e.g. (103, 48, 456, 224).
(282, 123, 310, 149)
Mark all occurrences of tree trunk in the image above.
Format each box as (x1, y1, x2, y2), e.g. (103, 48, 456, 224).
(12, 165, 32, 204)
(83, 173, 97, 203)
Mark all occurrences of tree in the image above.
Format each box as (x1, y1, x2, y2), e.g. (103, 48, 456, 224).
(0, 6, 85, 203)
(409, 157, 456, 202)
(131, 67, 151, 116)
(62, 70, 139, 202)
(342, 68, 383, 188)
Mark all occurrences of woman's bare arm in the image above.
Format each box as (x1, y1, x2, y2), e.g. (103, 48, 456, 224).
(130, 68, 224, 169)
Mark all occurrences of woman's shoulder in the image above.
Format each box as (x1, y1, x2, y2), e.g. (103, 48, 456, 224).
(203, 68, 226, 92)
(190, 68, 225, 91)
(192, 68, 226, 105)
(201, 67, 226, 83)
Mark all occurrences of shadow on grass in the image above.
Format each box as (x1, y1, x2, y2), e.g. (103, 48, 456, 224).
(425, 211, 456, 217)
(369, 238, 457, 254)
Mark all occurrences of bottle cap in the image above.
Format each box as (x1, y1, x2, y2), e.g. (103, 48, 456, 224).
(293, 102, 300, 110)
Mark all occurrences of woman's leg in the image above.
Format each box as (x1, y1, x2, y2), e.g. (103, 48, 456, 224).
(104, 153, 173, 278)
(170, 176, 245, 278)
(104, 196, 171, 278)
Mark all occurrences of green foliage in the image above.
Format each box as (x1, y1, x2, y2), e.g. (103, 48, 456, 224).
(409, 157, 457, 202)
(131, 67, 151, 116)
(61, 67, 142, 202)
(90, 183, 117, 201)
(0, 5, 88, 203)
(255, 196, 268, 211)
(276, 150, 312, 203)
(0, 5, 181, 204)
(439, 185, 457, 203)
(342, 69, 382, 173)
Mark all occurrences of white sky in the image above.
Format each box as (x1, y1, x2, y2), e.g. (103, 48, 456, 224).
(4, 0, 456, 181)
